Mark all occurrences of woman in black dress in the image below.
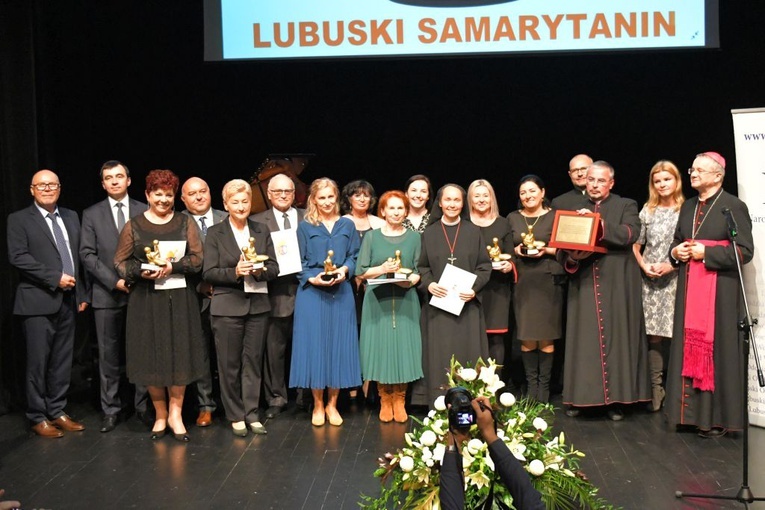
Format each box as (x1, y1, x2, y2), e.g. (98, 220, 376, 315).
(507, 175, 564, 403)
(467, 179, 514, 375)
(115, 169, 206, 441)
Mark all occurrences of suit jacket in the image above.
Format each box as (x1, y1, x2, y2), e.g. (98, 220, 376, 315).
(7, 203, 86, 315)
(183, 208, 228, 241)
(202, 219, 278, 316)
(80, 197, 147, 308)
(183, 208, 227, 311)
(250, 207, 305, 317)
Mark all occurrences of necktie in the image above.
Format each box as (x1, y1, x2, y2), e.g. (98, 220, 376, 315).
(199, 216, 208, 236)
(282, 212, 291, 230)
(116, 202, 126, 231)
(47, 212, 75, 276)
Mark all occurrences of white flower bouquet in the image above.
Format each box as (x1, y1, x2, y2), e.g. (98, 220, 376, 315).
(360, 357, 619, 509)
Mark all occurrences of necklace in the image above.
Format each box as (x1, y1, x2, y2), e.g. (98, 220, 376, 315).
(691, 190, 722, 240)
(522, 212, 542, 228)
(441, 220, 461, 264)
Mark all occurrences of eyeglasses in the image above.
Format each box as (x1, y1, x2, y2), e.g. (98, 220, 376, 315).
(31, 183, 61, 191)
(269, 189, 295, 196)
(569, 167, 589, 174)
(687, 167, 718, 175)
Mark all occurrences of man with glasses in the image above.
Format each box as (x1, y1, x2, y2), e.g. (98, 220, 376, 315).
(665, 152, 754, 438)
(251, 173, 305, 418)
(551, 154, 593, 211)
(181, 176, 225, 428)
(557, 161, 650, 421)
(7, 170, 89, 437)
(80, 160, 149, 432)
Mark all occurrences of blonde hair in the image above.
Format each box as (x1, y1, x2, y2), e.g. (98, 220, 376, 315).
(304, 177, 340, 225)
(467, 179, 500, 220)
(645, 160, 684, 212)
(221, 179, 252, 204)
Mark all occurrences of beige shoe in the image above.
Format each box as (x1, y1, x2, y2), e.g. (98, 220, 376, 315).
(312, 408, 325, 427)
(326, 406, 343, 426)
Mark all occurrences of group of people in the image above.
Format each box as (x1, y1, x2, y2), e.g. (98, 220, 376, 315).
(7, 150, 753, 443)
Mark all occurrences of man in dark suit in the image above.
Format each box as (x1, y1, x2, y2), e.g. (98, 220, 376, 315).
(181, 176, 225, 427)
(251, 173, 304, 418)
(550, 154, 592, 211)
(7, 169, 89, 437)
(80, 160, 149, 432)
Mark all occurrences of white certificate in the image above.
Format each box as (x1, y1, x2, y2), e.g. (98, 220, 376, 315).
(428, 263, 477, 316)
(270, 230, 301, 276)
(153, 241, 188, 291)
(244, 275, 268, 294)
(367, 273, 408, 286)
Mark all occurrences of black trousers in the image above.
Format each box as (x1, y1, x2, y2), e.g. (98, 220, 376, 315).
(211, 313, 268, 423)
(263, 315, 293, 408)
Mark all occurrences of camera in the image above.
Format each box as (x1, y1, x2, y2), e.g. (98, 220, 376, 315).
(446, 386, 476, 432)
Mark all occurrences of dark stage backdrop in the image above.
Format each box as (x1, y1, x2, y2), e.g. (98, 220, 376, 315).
(1, 1, 764, 410)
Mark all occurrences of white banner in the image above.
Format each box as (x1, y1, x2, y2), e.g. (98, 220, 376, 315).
(731, 107, 765, 427)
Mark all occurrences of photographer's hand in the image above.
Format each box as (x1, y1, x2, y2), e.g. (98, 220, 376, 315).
(472, 397, 498, 444)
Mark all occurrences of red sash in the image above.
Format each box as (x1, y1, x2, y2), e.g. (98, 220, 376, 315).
(681, 239, 730, 392)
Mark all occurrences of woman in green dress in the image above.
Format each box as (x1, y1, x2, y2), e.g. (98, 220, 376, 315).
(356, 190, 423, 423)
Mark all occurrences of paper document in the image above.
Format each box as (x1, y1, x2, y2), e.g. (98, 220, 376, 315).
(270, 230, 302, 276)
(428, 264, 477, 316)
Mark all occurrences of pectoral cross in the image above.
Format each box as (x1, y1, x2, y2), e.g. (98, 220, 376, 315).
(447, 253, 457, 264)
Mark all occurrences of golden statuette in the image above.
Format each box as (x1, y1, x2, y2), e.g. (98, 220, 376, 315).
(242, 237, 269, 266)
(520, 225, 546, 256)
(388, 249, 412, 276)
(321, 249, 338, 281)
(144, 239, 167, 266)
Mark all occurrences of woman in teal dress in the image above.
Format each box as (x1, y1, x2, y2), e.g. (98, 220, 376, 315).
(290, 178, 361, 427)
(356, 191, 423, 423)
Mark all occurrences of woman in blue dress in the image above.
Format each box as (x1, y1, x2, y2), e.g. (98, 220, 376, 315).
(290, 177, 361, 427)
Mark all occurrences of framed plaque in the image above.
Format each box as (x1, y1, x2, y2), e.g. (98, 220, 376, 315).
(548, 211, 607, 253)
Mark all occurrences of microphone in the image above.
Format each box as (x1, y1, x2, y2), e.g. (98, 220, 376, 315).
(721, 207, 738, 238)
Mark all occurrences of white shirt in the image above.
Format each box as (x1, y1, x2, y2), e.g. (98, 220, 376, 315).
(191, 210, 214, 231)
(108, 196, 130, 229)
(35, 203, 74, 263)
(272, 207, 298, 231)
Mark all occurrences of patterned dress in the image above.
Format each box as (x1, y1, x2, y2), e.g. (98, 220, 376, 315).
(637, 206, 679, 338)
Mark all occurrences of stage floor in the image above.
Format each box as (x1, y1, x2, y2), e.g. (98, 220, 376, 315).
(2, 394, 765, 509)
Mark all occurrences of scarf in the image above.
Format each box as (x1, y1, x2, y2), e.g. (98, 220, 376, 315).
(681, 239, 730, 392)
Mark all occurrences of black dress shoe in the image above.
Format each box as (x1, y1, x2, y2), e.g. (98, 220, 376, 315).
(698, 427, 727, 438)
(265, 406, 283, 419)
(565, 407, 580, 417)
(100, 414, 118, 433)
(136, 410, 154, 429)
(150, 428, 166, 440)
(607, 408, 624, 421)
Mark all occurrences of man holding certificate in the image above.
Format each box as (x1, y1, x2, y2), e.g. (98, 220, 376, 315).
(414, 184, 491, 407)
(250, 173, 304, 419)
(556, 162, 651, 421)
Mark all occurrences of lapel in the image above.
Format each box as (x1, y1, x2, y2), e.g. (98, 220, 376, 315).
(218, 221, 244, 261)
(28, 204, 57, 249)
(264, 210, 279, 231)
(100, 198, 120, 237)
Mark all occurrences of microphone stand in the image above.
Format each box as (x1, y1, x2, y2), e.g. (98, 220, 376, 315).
(675, 208, 764, 507)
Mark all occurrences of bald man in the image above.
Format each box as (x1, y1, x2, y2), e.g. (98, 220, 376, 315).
(551, 154, 593, 211)
(8, 170, 89, 437)
(181, 176, 225, 427)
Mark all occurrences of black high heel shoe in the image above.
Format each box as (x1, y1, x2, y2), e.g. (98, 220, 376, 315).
(169, 426, 190, 442)
(150, 428, 166, 440)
